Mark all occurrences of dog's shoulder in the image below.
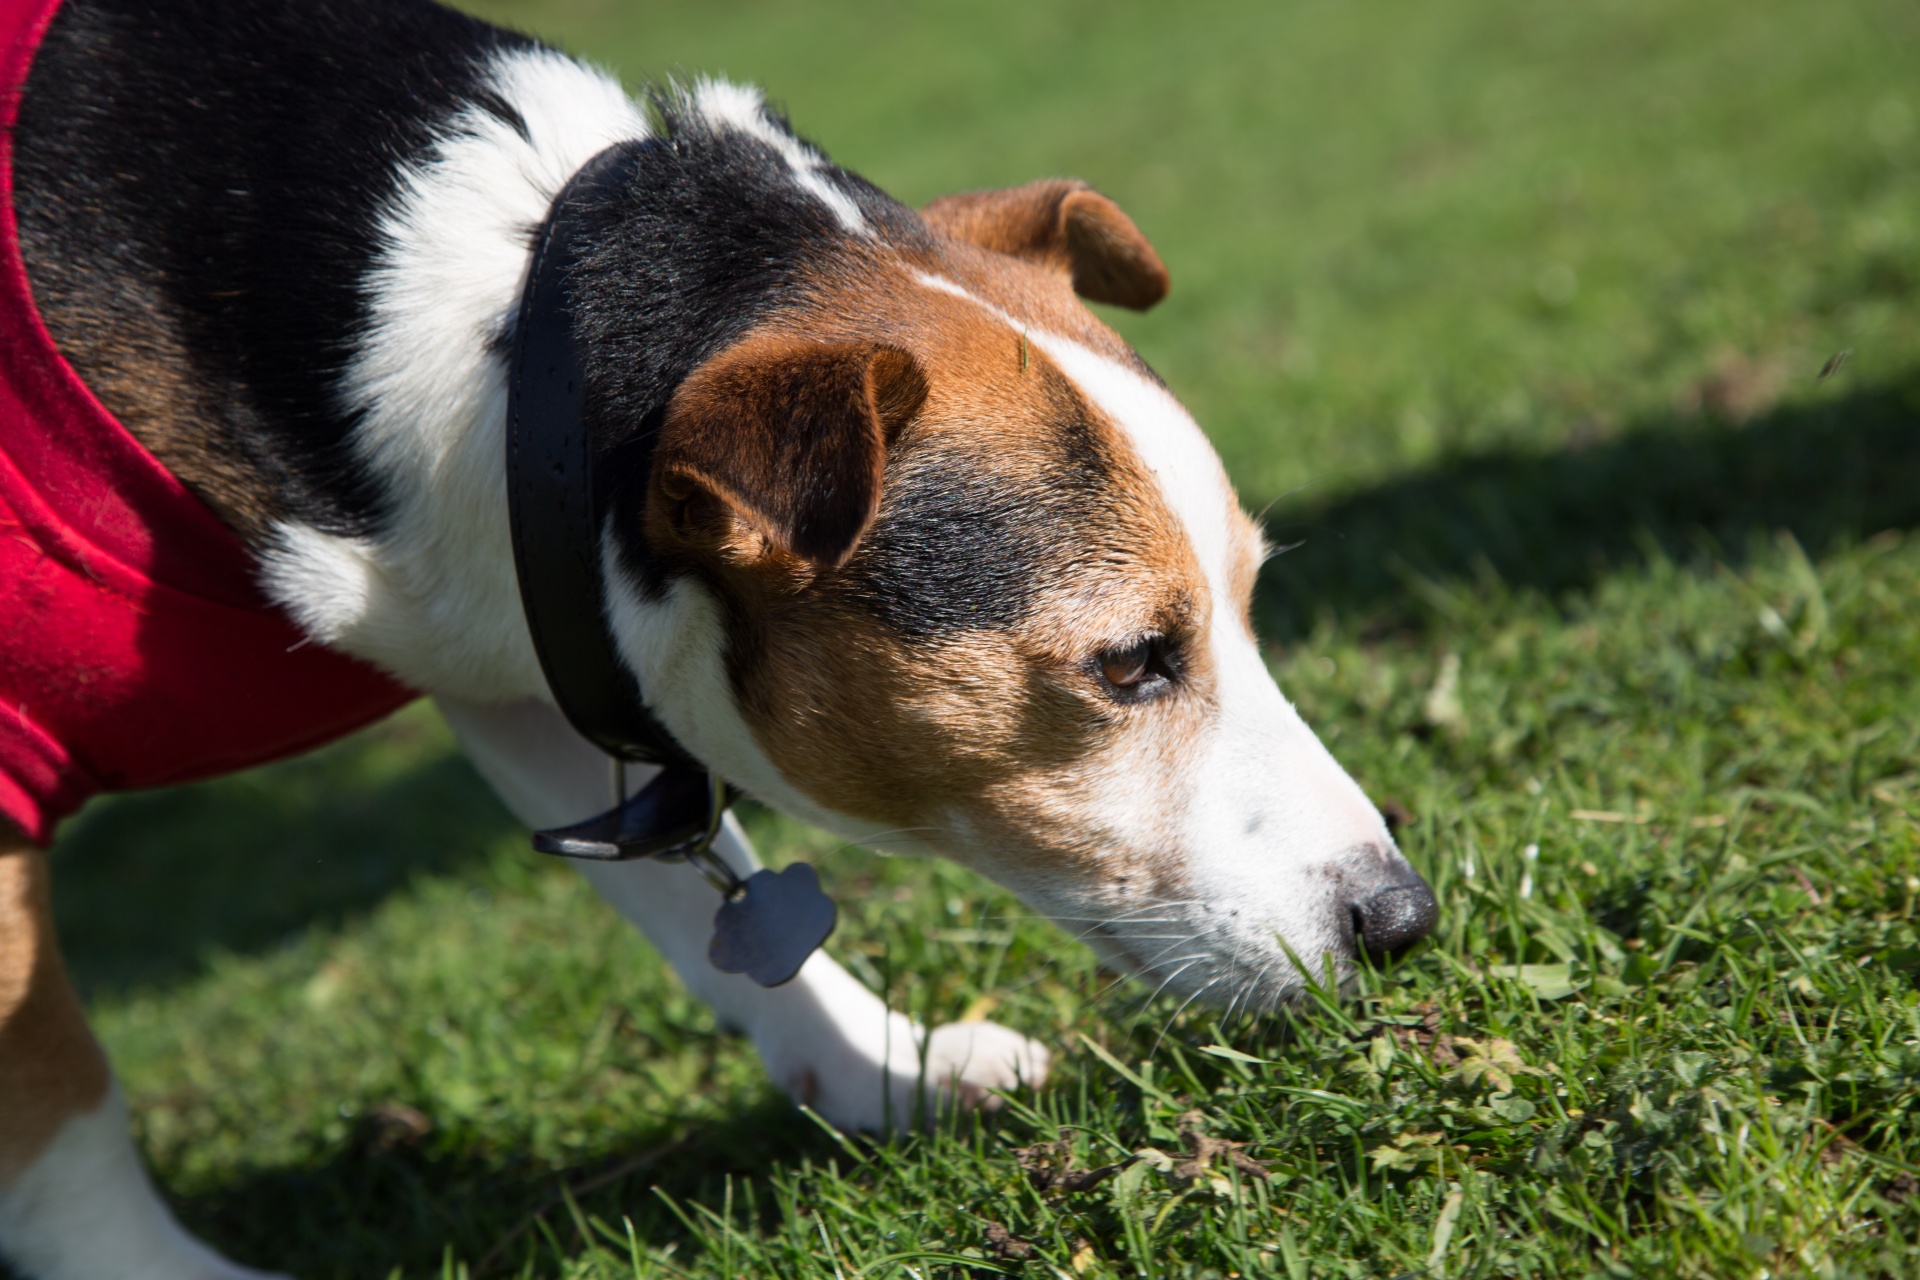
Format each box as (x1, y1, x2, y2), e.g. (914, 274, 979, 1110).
(11, 0, 535, 544)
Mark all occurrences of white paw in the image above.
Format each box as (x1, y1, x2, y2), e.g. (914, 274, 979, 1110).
(0, 1088, 295, 1280)
(6, 1216, 291, 1280)
(762, 1014, 1051, 1132)
(920, 1020, 1053, 1112)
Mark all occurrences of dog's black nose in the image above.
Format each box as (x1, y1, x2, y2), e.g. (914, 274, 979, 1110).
(1350, 876, 1439, 957)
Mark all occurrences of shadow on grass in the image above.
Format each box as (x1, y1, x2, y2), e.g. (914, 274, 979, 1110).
(25, 369, 1920, 1280)
(1257, 371, 1920, 640)
(49, 373, 1920, 996)
(51, 707, 518, 998)
(172, 1097, 848, 1280)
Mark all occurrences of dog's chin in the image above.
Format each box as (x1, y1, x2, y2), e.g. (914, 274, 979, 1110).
(1088, 931, 1357, 1017)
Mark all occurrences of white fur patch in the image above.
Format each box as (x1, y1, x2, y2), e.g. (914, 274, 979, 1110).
(908, 271, 1396, 1004)
(260, 48, 650, 699)
(0, 1087, 281, 1280)
(598, 549, 931, 856)
(913, 271, 1238, 597)
(689, 80, 867, 235)
(912, 271, 979, 306)
(1027, 335, 1235, 601)
(1043, 334, 1393, 1002)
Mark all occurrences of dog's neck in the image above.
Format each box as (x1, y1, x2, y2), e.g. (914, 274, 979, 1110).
(261, 63, 917, 709)
(259, 47, 654, 703)
(16, 0, 941, 836)
(250, 58, 944, 887)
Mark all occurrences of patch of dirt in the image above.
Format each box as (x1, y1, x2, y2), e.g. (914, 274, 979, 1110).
(1674, 350, 1786, 424)
(1014, 1140, 1132, 1194)
(982, 1222, 1035, 1261)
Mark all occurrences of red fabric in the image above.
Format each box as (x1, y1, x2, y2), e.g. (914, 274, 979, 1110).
(1, 0, 417, 846)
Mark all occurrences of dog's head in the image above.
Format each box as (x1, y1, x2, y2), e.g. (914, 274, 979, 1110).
(589, 87, 1436, 1010)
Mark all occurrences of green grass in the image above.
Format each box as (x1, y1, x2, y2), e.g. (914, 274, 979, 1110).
(35, 0, 1920, 1275)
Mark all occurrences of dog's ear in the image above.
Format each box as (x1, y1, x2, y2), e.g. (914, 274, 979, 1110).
(654, 337, 927, 569)
(920, 178, 1170, 310)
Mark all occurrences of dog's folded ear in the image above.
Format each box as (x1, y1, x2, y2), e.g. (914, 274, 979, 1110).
(653, 337, 927, 569)
(920, 178, 1170, 310)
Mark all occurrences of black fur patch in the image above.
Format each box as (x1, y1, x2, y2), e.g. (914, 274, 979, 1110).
(15, 0, 1087, 652)
(846, 369, 1116, 640)
(549, 94, 1116, 640)
(13, 0, 532, 539)
(567, 91, 934, 587)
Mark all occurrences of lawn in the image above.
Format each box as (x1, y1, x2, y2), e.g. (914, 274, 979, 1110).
(35, 0, 1920, 1275)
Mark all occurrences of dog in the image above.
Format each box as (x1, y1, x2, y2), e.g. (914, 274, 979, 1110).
(0, 0, 1438, 1276)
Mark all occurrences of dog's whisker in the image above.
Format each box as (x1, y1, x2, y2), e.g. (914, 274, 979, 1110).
(1131, 934, 1209, 970)
(1036, 917, 1182, 936)
(1088, 968, 1143, 1006)
(1152, 976, 1221, 1056)
(1108, 899, 1207, 920)
(1089, 951, 1202, 1010)
(1135, 953, 1211, 1009)
(1070, 925, 1191, 949)
(1037, 899, 1205, 928)
(1222, 971, 1259, 1029)
(828, 824, 953, 856)
(1219, 943, 1242, 1028)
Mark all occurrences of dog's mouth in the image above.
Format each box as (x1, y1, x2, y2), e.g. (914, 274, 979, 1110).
(1077, 876, 1436, 1013)
(1080, 919, 1314, 1013)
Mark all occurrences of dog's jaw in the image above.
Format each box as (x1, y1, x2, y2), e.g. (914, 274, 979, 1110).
(600, 560, 939, 858)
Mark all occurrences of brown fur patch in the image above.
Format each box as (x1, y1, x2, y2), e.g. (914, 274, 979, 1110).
(920, 179, 1170, 311)
(648, 250, 1215, 891)
(1225, 508, 1265, 637)
(0, 829, 110, 1187)
(657, 336, 927, 568)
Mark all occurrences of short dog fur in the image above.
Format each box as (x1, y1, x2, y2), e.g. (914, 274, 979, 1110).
(0, 1, 1436, 1276)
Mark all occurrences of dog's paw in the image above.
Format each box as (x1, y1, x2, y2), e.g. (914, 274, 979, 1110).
(763, 1013, 1050, 1133)
(918, 1020, 1052, 1112)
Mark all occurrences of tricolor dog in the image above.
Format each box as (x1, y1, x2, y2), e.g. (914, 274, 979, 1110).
(0, 0, 1438, 1275)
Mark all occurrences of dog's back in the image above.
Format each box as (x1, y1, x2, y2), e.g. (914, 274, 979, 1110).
(15, 0, 527, 543)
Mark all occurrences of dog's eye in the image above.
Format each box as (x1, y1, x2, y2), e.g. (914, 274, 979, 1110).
(1095, 636, 1174, 702)
(1101, 640, 1152, 688)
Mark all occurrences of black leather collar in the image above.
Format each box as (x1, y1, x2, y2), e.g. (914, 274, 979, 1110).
(501, 138, 838, 984)
(507, 140, 711, 859)
(507, 140, 687, 767)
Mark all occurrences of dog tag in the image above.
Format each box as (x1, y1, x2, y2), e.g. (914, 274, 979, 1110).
(708, 863, 837, 987)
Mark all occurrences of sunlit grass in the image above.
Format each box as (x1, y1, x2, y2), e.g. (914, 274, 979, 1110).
(36, 0, 1920, 1274)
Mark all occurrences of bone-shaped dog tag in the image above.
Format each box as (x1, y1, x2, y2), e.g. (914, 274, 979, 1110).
(708, 863, 837, 987)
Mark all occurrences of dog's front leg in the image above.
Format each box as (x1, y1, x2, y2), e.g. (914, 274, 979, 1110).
(0, 835, 288, 1280)
(438, 697, 1048, 1131)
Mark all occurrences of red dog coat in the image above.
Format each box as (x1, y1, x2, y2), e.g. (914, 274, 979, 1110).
(1, 0, 416, 846)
